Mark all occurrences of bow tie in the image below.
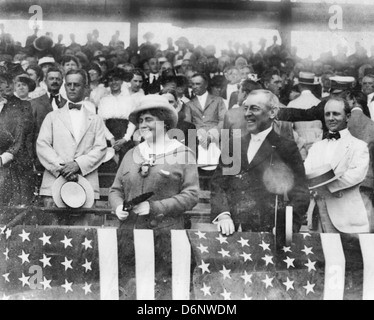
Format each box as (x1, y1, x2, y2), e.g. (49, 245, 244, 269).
(49, 94, 60, 106)
(326, 131, 341, 140)
(68, 102, 82, 110)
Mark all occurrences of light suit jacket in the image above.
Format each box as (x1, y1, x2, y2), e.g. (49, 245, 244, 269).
(304, 131, 370, 233)
(185, 93, 226, 135)
(36, 104, 107, 199)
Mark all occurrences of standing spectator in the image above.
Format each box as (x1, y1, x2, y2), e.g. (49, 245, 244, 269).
(36, 69, 107, 225)
(98, 68, 136, 164)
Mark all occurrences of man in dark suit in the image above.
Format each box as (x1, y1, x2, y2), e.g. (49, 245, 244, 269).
(30, 66, 66, 170)
(210, 89, 309, 237)
(31, 67, 66, 139)
(143, 57, 161, 94)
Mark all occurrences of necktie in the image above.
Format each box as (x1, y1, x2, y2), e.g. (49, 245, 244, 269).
(325, 131, 341, 140)
(68, 102, 82, 110)
(49, 94, 60, 107)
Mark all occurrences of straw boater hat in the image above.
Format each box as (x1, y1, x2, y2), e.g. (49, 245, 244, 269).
(329, 76, 355, 94)
(306, 164, 342, 189)
(38, 56, 55, 66)
(298, 71, 319, 85)
(129, 94, 178, 129)
(52, 175, 95, 208)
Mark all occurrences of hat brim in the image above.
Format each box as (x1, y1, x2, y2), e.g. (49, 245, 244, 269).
(308, 174, 341, 189)
(129, 105, 178, 129)
(16, 76, 36, 92)
(52, 175, 95, 208)
(299, 80, 319, 85)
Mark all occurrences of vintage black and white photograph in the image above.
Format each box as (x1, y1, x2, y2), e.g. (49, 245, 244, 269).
(0, 0, 373, 303)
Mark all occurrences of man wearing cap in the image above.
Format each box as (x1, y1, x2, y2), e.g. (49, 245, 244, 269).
(36, 69, 106, 225)
(304, 97, 370, 233)
(210, 89, 309, 237)
(278, 76, 356, 134)
(287, 72, 322, 158)
(38, 56, 55, 89)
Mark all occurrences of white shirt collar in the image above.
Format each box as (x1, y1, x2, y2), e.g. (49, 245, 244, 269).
(250, 126, 272, 141)
(328, 128, 349, 139)
(300, 90, 312, 95)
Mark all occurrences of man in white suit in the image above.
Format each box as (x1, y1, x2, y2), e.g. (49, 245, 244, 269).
(37, 69, 107, 225)
(304, 97, 370, 234)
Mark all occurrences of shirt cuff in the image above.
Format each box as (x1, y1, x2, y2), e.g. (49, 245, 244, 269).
(1, 152, 14, 166)
(212, 211, 231, 224)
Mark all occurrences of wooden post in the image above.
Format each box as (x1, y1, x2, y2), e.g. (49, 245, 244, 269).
(129, 0, 140, 54)
(279, 0, 292, 51)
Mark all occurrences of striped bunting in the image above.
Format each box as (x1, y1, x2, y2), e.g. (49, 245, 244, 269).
(0, 224, 371, 300)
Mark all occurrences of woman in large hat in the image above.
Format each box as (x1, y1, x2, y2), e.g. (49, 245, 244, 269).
(109, 94, 199, 230)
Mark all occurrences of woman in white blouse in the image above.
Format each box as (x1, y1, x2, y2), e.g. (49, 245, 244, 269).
(97, 67, 136, 164)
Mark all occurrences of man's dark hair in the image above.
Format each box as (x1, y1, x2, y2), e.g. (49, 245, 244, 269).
(191, 72, 209, 83)
(241, 79, 262, 94)
(261, 68, 281, 84)
(26, 65, 44, 82)
(345, 90, 370, 118)
(65, 69, 88, 85)
(46, 66, 63, 78)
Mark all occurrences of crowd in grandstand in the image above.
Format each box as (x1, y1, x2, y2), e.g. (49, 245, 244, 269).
(1, 23, 374, 235)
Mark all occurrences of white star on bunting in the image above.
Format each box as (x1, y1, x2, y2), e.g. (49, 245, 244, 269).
(242, 294, 252, 300)
(215, 233, 228, 244)
(301, 245, 314, 255)
(303, 281, 315, 295)
(18, 229, 30, 242)
(262, 254, 274, 266)
(220, 289, 231, 300)
(40, 277, 52, 290)
(219, 265, 231, 280)
(302, 233, 311, 239)
(217, 248, 230, 258)
(82, 237, 92, 250)
(3, 247, 9, 260)
(195, 231, 206, 239)
(60, 235, 73, 249)
(0, 225, 6, 235)
(283, 277, 294, 291)
(61, 279, 73, 293)
(282, 246, 292, 253)
(237, 237, 249, 247)
(200, 283, 211, 296)
(61, 257, 73, 271)
(198, 260, 210, 274)
(39, 254, 52, 268)
(39, 233, 51, 246)
(240, 252, 252, 262)
(18, 250, 30, 264)
(241, 271, 253, 284)
(259, 240, 271, 251)
(262, 275, 274, 288)
(283, 256, 295, 269)
(197, 243, 208, 254)
(82, 282, 92, 295)
(18, 273, 30, 287)
(5, 228, 11, 239)
(305, 259, 317, 272)
(82, 259, 92, 272)
(2, 273, 9, 282)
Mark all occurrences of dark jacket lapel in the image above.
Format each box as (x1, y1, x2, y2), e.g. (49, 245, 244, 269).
(247, 129, 279, 170)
